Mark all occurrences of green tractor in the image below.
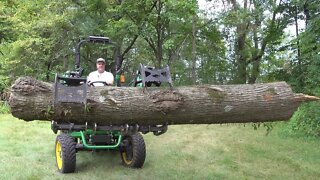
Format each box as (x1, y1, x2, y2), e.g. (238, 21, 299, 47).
(52, 36, 173, 173)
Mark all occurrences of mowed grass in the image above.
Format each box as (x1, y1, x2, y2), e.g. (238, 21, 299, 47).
(1, 114, 320, 180)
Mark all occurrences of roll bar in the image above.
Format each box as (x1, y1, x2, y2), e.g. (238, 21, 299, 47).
(74, 36, 116, 75)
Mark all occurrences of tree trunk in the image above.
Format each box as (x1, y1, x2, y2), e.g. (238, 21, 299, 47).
(294, 4, 303, 88)
(248, 17, 260, 84)
(231, 0, 248, 84)
(191, 15, 197, 85)
(9, 77, 318, 126)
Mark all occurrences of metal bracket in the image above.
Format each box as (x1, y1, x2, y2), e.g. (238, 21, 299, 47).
(152, 124, 168, 136)
(134, 64, 173, 89)
(51, 121, 58, 134)
(54, 74, 87, 105)
(51, 121, 169, 136)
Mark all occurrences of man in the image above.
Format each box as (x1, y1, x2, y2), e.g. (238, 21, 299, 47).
(87, 58, 114, 86)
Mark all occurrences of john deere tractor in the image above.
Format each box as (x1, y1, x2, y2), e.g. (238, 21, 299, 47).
(52, 36, 173, 173)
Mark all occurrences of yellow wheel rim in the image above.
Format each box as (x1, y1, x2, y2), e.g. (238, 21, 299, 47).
(55, 141, 63, 170)
(122, 152, 133, 165)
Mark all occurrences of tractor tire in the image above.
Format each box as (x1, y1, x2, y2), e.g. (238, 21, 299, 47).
(55, 134, 76, 173)
(120, 132, 146, 168)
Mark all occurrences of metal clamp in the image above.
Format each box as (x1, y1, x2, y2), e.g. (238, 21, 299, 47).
(152, 124, 168, 136)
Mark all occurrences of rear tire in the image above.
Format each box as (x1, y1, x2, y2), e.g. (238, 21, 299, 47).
(120, 132, 146, 168)
(55, 134, 76, 173)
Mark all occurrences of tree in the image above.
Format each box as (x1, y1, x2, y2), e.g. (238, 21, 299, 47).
(2, 0, 82, 81)
(272, 0, 320, 137)
(221, 0, 291, 84)
(9, 77, 318, 125)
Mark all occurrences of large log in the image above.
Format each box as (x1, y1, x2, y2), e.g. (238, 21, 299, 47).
(9, 77, 319, 125)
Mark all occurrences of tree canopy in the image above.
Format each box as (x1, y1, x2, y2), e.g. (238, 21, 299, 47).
(1, 0, 319, 136)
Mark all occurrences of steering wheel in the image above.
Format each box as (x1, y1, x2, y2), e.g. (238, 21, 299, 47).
(88, 81, 109, 87)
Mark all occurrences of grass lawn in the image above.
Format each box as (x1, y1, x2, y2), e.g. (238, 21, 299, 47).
(0, 114, 319, 180)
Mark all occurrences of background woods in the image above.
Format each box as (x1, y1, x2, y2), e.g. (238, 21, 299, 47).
(0, 0, 319, 136)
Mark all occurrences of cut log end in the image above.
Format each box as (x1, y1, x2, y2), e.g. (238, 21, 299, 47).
(11, 76, 52, 95)
(294, 93, 320, 102)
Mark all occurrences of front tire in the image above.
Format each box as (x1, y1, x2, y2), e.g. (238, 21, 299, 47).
(55, 134, 76, 173)
(120, 132, 146, 168)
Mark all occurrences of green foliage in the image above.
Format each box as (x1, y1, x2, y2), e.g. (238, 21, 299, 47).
(284, 102, 320, 137)
(1, 0, 81, 81)
(260, 0, 320, 137)
(0, 74, 10, 94)
(197, 23, 228, 84)
(0, 101, 10, 114)
(0, 0, 225, 86)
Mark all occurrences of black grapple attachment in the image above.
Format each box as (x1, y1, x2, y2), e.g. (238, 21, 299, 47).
(134, 64, 173, 89)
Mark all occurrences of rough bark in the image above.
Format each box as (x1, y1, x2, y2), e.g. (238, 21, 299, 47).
(9, 77, 319, 126)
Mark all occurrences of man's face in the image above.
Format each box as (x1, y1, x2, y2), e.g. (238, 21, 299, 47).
(96, 62, 105, 73)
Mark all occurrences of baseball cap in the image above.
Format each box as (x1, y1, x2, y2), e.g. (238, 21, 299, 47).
(96, 58, 105, 64)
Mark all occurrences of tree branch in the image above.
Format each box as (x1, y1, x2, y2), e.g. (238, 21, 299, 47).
(121, 35, 139, 57)
(246, 0, 281, 65)
(145, 37, 157, 54)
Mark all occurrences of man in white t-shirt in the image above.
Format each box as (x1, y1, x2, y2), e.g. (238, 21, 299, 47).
(87, 58, 114, 86)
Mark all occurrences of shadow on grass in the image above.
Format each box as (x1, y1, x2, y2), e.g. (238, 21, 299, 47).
(74, 149, 129, 173)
